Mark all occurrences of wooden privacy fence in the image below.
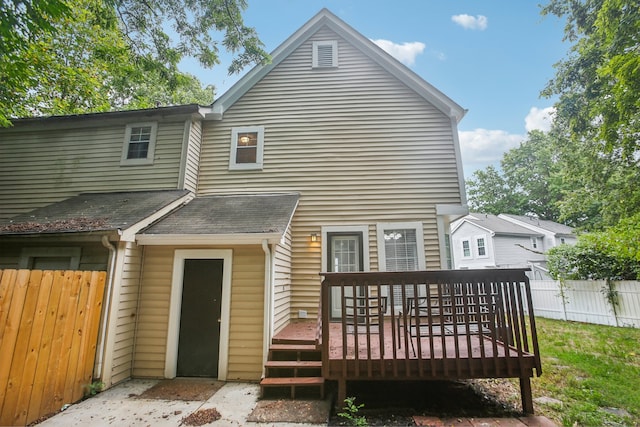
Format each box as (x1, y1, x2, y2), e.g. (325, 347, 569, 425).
(0, 269, 106, 426)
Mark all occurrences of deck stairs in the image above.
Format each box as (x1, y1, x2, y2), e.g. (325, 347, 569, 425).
(259, 334, 324, 399)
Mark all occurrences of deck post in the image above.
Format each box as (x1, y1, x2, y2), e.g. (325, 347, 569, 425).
(520, 377, 534, 414)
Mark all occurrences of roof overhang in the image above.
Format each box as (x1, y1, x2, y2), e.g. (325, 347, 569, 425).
(137, 232, 283, 246)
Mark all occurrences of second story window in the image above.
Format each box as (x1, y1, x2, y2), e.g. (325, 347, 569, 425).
(476, 237, 487, 257)
(230, 126, 264, 170)
(462, 240, 471, 258)
(121, 122, 157, 165)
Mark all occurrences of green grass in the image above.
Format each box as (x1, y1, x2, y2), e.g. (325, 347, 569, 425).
(531, 317, 640, 426)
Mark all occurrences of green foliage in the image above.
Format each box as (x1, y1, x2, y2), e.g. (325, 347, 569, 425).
(541, 0, 640, 161)
(466, 131, 564, 221)
(338, 396, 368, 426)
(547, 212, 640, 280)
(0, 0, 269, 125)
(84, 380, 105, 397)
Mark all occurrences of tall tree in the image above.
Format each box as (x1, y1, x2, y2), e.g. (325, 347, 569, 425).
(541, 0, 640, 160)
(0, 0, 269, 125)
(466, 131, 564, 221)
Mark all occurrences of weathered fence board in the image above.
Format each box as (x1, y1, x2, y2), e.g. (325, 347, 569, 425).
(529, 280, 640, 328)
(0, 269, 106, 426)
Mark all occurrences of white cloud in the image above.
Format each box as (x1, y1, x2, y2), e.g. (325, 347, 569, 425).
(525, 106, 556, 132)
(451, 14, 488, 30)
(459, 129, 524, 177)
(372, 39, 426, 66)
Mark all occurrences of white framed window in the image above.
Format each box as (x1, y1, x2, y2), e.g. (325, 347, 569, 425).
(462, 239, 472, 258)
(229, 126, 264, 170)
(121, 122, 157, 165)
(376, 222, 426, 272)
(19, 247, 81, 270)
(312, 40, 338, 68)
(531, 237, 539, 249)
(476, 236, 487, 257)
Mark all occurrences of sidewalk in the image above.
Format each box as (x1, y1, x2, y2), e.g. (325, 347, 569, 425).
(37, 379, 326, 427)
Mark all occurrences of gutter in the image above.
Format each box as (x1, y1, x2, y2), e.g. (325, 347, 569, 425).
(95, 235, 116, 379)
(261, 239, 274, 377)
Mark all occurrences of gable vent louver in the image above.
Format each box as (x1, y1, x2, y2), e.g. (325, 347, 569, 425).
(313, 40, 337, 68)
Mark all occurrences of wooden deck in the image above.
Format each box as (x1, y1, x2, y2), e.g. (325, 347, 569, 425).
(316, 269, 542, 414)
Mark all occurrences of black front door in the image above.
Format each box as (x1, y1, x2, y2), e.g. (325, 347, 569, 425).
(176, 259, 223, 377)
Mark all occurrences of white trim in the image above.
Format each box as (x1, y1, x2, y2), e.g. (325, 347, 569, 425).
(137, 232, 282, 246)
(229, 126, 264, 170)
(475, 235, 489, 258)
(18, 247, 81, 269)
(165, 249, 233, 380)
(320, 225, 370, 273)
(375, 221, 426, 271)
(120, 193, 194, 242)
(120, 122, 158, 166)
(177, 119, 192, 189)
(312, 40, 338, 68)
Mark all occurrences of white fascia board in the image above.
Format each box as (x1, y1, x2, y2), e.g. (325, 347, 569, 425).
(118, 193, 194, 242)
(137, 233, 283, 246)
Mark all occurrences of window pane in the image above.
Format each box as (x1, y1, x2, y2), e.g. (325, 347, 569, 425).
(127, 126, 151, 159)
(236, 132, 258, 163)
(477, 238, 486, 256)
(384, 229, 417, 272)
(462, 241, 471, 257)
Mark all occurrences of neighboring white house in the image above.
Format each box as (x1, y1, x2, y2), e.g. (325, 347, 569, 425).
(451, 213, 576, 279)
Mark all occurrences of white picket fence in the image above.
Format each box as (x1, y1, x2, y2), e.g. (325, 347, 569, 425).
(528, 280, 640, 328)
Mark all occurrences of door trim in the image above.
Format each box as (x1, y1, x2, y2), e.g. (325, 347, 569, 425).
(321, 225, 370, 273)
(165, 249, 233, 380)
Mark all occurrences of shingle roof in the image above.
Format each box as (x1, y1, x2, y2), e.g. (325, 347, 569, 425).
(142, 193, 299, 235)
(464, 213, 543, 236)
(0, 190, 190, 235)
(500, 214, 575, 235)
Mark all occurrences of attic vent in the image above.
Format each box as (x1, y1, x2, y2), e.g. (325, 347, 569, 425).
(312, 40, 338, 68)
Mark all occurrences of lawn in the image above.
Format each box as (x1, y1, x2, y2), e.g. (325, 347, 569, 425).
(530, 317, 640, 426)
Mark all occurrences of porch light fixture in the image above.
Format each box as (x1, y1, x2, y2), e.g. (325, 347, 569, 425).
(310, 233, 318, 242)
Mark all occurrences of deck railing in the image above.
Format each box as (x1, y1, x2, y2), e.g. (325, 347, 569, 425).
(319, 269, 542, 412)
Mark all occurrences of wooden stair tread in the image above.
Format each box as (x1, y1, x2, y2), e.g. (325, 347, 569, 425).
(260, 377, 324, 386)
(265, 360, 322, 368)
(269, 344, 318, 352)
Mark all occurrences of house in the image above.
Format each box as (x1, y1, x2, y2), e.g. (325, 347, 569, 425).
(0, 9, 469, 391)
(450, 213, 576, 279)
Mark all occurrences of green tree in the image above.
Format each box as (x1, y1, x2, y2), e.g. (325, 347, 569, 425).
(466, 131, 563, 221)
(0, 0, 269, 124)
(541, 0, 640, 160)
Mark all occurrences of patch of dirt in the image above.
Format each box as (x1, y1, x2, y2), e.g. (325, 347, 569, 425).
(136, 378, 224, 401)
(182, 408, 221, 426)
(328, 379, 522, 426)
(248, 398, 331, 424)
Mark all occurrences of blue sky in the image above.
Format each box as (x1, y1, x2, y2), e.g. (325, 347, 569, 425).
(180, 1, 568, 178)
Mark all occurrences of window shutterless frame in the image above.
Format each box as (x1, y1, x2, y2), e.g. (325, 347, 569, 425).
(120, 122, 157, 166)
(229, 126, 264, 170)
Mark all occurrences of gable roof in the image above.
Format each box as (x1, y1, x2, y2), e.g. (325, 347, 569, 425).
(499, 214, 575, 236)
(453, 213, 543, 237)
(208, 8, 465, 122)
(138, 193, 299, 245)
(0, 190, 191, 239)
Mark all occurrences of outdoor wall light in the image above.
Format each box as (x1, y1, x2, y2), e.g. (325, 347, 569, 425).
(310, 233, 318, 242)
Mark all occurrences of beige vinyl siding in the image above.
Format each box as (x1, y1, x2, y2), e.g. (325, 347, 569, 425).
(110, 242, 143, 384)
(0, 121, 187, 219)
(182, 119, 203, 192)
(273, 228, 293, 334)
(133, 245, 265, 381)
(198, 27, 463, 318)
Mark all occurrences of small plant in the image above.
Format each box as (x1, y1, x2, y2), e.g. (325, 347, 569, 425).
(338, 396, 368, 426)
(84, 380, 105, 397)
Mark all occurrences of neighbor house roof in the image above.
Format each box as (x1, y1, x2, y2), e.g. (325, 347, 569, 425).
(455, 213, 543, 237)
(0, 190, 192, 240)
(208, 8, 465, 122)
(138, 193, 300, 245)
(499, 214, 575, 236)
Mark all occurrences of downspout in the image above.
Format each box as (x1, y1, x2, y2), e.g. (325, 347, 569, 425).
(95, 234, 116, 378)
(261, 239, 273, 377)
